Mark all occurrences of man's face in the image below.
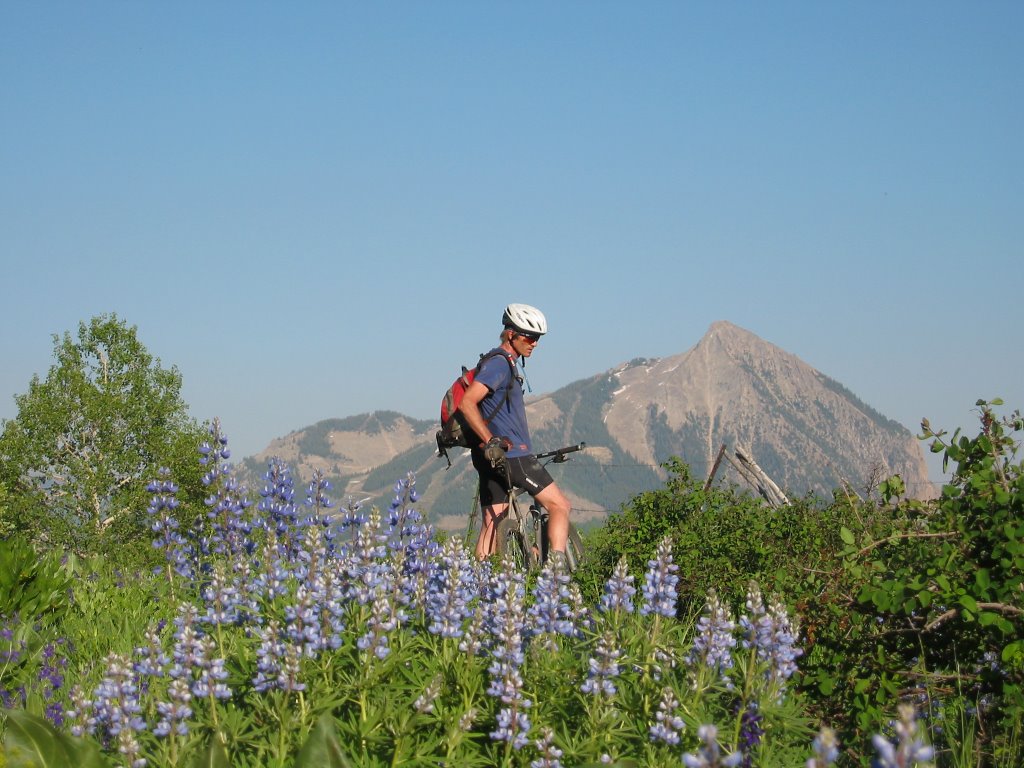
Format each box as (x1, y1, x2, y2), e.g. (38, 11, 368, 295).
(512, 333, 540, 357)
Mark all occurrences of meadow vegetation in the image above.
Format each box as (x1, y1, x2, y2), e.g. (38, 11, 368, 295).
(0, 316, 1020, 766)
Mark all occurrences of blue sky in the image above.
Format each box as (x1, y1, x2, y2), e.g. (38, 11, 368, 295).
(2, 2, 1021, 490)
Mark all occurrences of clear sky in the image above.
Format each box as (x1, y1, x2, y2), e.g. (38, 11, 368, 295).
(2, 2, 1020, 490)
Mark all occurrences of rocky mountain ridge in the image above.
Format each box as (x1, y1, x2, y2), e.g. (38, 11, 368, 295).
(240, 321, 934, 530)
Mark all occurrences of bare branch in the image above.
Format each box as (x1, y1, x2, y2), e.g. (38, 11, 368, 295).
(856, 531, 957, 557)
(925, 602, 1024, 632)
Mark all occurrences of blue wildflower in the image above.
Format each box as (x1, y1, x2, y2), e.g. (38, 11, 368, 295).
(599, 556, 636, 615)
(413, 674, 443, 714)
(580, 631, 622, 698)
(527, 558, 577, 650)
(683, 724, 743, 767)
(806, 725, 839, 767)
(639, 536, 679, 618)
(147, 468, 193, 581)
(153, 678, 192, 738)
(871, 704, 934, 767)
(688, 588, 737, 683)
(649, 686, 686, 745)
(486, 553, 532, 750)
(531, 727, 564, 768)
(258, 458, 301, 557)
(426, 537, 476, 638)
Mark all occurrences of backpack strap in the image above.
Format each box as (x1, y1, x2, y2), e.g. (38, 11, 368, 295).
(476, 350, 519, 430)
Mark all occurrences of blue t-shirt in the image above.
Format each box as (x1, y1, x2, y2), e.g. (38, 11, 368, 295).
(474, 348, 531, 458)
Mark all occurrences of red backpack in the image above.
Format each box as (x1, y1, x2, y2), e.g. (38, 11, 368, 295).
(436, 350, 517, 465)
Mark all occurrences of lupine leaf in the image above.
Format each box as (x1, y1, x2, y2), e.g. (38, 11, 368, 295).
(188, 734, 230, 768)
(2, 709, 108, 768)
(294, 713, 355, 768)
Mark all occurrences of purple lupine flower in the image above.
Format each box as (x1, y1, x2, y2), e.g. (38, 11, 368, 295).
(258, 458, 301, 557)
(687, 588, 737, 683)
(277, 640, 306, 692)
(302, 469, 334, 531)
(89, 652, 148, 743)
(252, 620, 286, 693)
(493, 704, 532, 751)
(871, 704, 934, 767)
(170, 604, 205, 673)
(581, 630, 623, 698)
(191, 636, 231, 701)
(346, 510, 389, 605)
(134, 624, 170, 678)
(36, 639, 69, 726)
(806, 725, 839, 767)
(738, 702, 764, 767)
(458, 599, 487, 657)
(358, 591, 396, 661)
(147, 468, 193, 581)
(199, 421, 255, 559)
(599, 557, 636, 615)
(567, 582, 594, 633)
(252, 534, 292, 600)
(639, 536, 679, 618)
(413, 674, 443, 714)
(284, 583, 323, 658)
(334, 496, 368, 539)
(201, 564, 242, 627)
(739, 582, 803, 695)
(527, 558, 577, 650)
(307, 560, 346, 651)
(384, 473, 439, 586)
(66, 684, 93, 738)
(683, 724, 743, 767)
(486, 553, 532, 750)
(649, 686, 686, 745)
(426, 537, 476, 638)
(153, 678, 192, 737)
(531, 727, 564, 768)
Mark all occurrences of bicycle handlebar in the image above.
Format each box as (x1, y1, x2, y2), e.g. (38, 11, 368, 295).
(534, 442, 586, 463)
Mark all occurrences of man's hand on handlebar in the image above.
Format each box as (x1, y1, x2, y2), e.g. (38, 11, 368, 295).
(483, 436, 513, 468)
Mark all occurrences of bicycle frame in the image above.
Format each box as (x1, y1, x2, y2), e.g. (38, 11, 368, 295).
(489, 442, 586, 571)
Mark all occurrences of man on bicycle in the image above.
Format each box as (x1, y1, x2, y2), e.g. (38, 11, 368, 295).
(459, 303, 574, 566)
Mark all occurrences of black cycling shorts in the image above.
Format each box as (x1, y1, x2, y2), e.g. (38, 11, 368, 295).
(471, 450, 555, 507)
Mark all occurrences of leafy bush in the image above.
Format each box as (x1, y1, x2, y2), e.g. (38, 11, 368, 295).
(581, 399, 1024, 765)
(0, 314, 208, 567)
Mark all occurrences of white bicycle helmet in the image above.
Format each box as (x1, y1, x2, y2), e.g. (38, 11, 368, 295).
(502, 303, 548, 336)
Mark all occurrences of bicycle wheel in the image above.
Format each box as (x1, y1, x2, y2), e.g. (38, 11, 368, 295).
(495, 517, 536, 570)
(539, 522, 585, 573)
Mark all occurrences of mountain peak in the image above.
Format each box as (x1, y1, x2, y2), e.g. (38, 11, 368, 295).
(601, 322, 930, 499)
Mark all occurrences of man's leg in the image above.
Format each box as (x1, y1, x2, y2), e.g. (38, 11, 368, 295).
(534, 481, 572, 552)
(475, 502, 508, 559)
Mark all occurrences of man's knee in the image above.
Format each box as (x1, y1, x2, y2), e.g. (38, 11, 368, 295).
(538, 484, 571, 517)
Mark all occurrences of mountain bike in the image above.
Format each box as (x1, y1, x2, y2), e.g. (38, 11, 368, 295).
(491, 442, 586, 572)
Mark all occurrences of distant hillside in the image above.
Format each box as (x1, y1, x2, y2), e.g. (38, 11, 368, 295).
(239, 321, 933, 530)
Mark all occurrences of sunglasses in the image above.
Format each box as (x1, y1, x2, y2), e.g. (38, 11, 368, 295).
(516, 333, 541, 344)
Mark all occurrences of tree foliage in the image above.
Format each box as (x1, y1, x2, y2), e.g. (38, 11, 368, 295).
(0, 314, 207, 563)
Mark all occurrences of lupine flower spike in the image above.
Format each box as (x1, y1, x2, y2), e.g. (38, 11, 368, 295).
(580, 630, 623, 698)
(688, 587, 737, 686)
(683, 723, 743, 767)
(871, 703, 935, 767)
(739, 581, 803, 698)
(649, 686, 686, 745)
(806, 725, 839, 767)
(640, 536, 679, 619)
(599, 556, 636, 615)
